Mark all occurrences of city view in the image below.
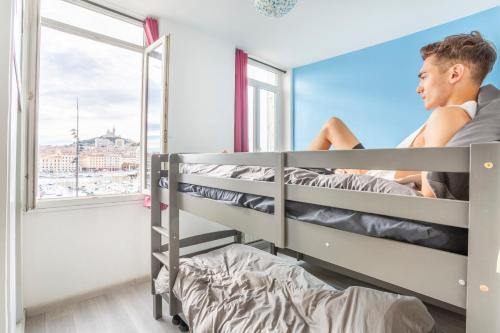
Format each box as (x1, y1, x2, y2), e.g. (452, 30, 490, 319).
(37, 13, 145, 200)
(38, 127, 141, 199)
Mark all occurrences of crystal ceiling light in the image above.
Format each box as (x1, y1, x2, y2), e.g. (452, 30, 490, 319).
(254, 0, 298, 18)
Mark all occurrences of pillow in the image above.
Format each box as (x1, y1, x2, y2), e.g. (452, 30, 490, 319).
(427, 84, 500, 200)
(478, 84, 500, 105)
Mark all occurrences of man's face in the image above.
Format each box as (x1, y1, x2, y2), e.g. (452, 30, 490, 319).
(415, 55, 453, 110)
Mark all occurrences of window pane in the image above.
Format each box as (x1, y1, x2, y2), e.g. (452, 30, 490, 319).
(247, 86, 255, 152)
(145, 46, 164, 189)
(258, 89, 276, 152)
(38, 26, 142, 199)
(41, 0, 143, 45)
(248, 64, 277, 86)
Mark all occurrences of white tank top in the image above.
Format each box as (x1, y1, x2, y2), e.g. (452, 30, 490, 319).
(366, 100, 478, 180)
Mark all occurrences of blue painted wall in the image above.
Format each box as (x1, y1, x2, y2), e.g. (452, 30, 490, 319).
(292, 6, 500, 150)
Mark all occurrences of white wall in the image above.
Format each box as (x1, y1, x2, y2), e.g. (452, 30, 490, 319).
(23, 202, 149, 307)
(162, 19, 235, 153)
(23, 17, 236, 308)
(281, 71, 292, 151)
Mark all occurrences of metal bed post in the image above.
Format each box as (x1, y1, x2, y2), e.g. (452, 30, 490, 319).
(151, 154, 163, 319)
(168, 153, 182, 316)
(274, 152, 286, 248)
(466, 142, 500, 332)
(234, 231, 243, 244)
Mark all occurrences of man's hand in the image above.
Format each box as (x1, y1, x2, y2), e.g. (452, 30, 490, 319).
(335, 168, 367, 175)
(394, 173, 421, 185)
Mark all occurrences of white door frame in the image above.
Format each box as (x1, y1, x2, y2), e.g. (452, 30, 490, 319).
(1, 0, 16, 331)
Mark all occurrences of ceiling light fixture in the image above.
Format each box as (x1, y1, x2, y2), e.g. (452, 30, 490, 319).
(254, 0, 298, 18)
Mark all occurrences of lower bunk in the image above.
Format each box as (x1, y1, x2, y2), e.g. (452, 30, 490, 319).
(153, 243, 437, 333)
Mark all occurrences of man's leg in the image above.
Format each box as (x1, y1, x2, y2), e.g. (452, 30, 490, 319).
(308, 117, 361, 150)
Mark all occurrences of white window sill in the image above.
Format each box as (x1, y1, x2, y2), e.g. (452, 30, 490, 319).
(29, 193, 146, 212)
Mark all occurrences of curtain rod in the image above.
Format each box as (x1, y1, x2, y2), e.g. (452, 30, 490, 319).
(248, 57, 287, 74)
(80, 0, 145, 24)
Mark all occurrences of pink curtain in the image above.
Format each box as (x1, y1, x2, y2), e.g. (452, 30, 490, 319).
(234, 49, 249, 152)
(143, 195, 168, 210)
(144, 17, 159, 46)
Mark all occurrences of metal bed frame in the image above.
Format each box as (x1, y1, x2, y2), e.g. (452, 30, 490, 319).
(150, 143, 500, 332)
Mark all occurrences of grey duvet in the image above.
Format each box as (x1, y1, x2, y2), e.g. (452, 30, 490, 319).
(155, 244, 435, 333)
(159, 164, 467, 254)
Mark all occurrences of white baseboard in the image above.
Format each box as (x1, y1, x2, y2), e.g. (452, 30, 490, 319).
(25, 275, 150, 318)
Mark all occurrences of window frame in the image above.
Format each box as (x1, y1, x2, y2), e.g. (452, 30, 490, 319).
(247, 59, 283, 152)
(141, 35, 170, 192)
(25, 0, 152, 210)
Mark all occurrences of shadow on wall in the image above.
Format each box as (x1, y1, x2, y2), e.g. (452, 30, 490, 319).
(292, 6, 500, 150)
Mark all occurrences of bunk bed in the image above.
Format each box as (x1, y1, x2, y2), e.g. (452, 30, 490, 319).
(149, 143, 499, 332)
(150, 86, 500, 332)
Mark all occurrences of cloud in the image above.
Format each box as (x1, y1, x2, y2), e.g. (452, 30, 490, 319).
(38, 26, 144, 144)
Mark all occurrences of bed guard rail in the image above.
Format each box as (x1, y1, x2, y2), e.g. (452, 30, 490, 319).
(170, 147, 471, 229)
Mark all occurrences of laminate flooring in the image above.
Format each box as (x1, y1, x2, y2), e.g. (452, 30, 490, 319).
(25, 282, 179, 333)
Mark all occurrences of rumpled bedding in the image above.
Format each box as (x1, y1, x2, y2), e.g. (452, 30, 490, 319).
(155, 244, 436, 333)
(177, 164, 421, 196)
(159, 164, 467, 254)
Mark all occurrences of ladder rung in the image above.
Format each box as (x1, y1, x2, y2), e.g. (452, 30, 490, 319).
(152, 252, 169, 266)
(152, 226, 169, 237)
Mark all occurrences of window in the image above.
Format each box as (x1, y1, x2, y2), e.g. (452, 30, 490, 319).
(30, 0, 169, 205)
(247, 60, 282, 152)
(40, 0, 143, 45)
(144, 42, 168, 190)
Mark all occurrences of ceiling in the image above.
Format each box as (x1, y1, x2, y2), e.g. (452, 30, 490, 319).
(104, 0, 500, 69)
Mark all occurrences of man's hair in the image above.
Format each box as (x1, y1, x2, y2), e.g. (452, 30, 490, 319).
(420, 31, 497, 84)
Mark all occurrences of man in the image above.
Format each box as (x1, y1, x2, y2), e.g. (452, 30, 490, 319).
(308, 31, 497, 197)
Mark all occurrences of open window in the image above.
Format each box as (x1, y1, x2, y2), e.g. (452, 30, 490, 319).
(142, 36, 170, 191)
(27, 0, 169, 208)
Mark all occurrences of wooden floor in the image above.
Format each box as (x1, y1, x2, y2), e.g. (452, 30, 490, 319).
(25, 282, 179, 333)
(25, 249, 465, 333)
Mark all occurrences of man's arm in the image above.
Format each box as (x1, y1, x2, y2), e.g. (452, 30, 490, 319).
(420, 106, 471, 197)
